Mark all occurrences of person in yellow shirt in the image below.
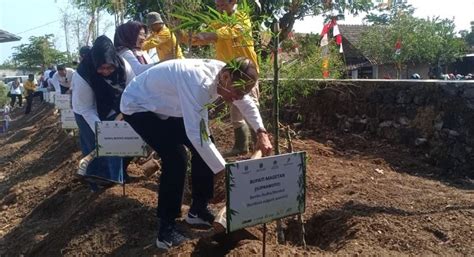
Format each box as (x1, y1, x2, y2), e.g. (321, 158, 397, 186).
(143, 12, 184, 61)
(192, 0, 259, 157)
(24, 74, 43, 114)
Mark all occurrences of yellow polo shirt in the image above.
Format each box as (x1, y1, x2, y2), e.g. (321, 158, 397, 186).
(23, 80, 36, 97)
(210, 10, 259, 73)
(143, 25, 184, 61)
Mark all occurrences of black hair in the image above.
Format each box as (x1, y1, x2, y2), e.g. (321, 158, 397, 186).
(79, 46, 91, 58)
(57, 64, 66, 71)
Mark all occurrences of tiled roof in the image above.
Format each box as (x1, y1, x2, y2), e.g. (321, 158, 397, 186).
(339, 24, 383, 66)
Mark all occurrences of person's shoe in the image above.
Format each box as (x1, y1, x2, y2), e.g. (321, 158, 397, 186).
(156, 227, 188, 250)
(223, 125, 250, 157)
(185, 206, 215, 227)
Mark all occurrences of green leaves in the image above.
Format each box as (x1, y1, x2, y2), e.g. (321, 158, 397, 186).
(12, 34, 69, 70)
(358, 15, 466, 78)
(199, 118, 209, 147)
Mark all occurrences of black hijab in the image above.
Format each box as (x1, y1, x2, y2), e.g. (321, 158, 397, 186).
(77, 35, 127, 120)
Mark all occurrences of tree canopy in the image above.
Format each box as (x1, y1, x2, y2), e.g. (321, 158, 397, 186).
(11, 34, 70, 70)
(357, 15, 466, 78)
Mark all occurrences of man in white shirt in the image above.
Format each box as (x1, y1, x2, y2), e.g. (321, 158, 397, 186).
(120, 57, 272, 249)
(51, 64, 75, 94)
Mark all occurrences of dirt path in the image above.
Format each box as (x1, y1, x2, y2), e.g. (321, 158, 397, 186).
(0, 104, 472, 256)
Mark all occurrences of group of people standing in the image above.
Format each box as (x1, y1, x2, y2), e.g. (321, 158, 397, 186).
(69, 0, 272, 250)
(6, 74, 44, 115)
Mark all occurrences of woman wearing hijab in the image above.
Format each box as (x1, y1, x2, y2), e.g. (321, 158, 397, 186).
(72, 35, 136, 190)
(114, 21, 155, 75)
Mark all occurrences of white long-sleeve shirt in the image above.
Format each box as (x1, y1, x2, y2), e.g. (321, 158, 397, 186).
(120, 58, 265, 173)
(50, 67, 75, 92)
(118, 49, 154, 75)
(72, 59, 135, 132)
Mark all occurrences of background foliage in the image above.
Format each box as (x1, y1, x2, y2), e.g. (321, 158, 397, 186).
(358, 15, 466, 78)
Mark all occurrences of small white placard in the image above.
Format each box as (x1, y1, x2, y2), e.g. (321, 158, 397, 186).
(48, 92, 55, 104)
(95, 121, 146, 157)
(226, 152, 306, 232)
(38, 88, 49, 102)
(55, 94, 71, 109)
(60, 109, 78, 129)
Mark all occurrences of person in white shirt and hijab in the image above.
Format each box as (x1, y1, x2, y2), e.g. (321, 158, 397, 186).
(72, 35, 136, 191)
(120, 57, 272, 249)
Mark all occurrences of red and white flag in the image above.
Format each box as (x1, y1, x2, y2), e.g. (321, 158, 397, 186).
(395, 38, 401, 55)
(332, 22, 343, 53)
(320, 19, 343, 53)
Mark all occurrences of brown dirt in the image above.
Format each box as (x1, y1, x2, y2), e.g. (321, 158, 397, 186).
(0, 102, 473, 256)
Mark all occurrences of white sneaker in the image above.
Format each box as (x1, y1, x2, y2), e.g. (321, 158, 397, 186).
(156, 229, 188, 250)
(185, 209, 215, 227)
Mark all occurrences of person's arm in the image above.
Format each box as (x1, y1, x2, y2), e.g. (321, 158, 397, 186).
(71, 73, 100, 132)
(178, 71, 226, 173)
(120, 50, 154, 75)
(142, 34, 161, 52)
(192, 32, 218, 43)
(122, 57, 136, 85)
(50, 74, 61, 92)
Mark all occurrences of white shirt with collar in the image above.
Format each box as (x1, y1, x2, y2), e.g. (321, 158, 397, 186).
(51, 67, 75, 92)
(118, 49, 154, 75)
(72, 58, 135, 132)
(120, 58, 265, 173)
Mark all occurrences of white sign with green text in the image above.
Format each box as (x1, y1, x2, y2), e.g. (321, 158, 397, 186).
(95, 121, 146, 157)
(226, 151, 306, 232)
(55, 94, 71, 110)
(60, 109, 78, 129)
(48, 92, 55, 104)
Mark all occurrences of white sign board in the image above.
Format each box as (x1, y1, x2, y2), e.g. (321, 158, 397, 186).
(95, 121, 146, 157)
(55, 94, 71, 110)
(38, 88, 49, 102)
(226, 152, 306, 232)
(48, 92, 56, 104)
(60, 109, 78, 129)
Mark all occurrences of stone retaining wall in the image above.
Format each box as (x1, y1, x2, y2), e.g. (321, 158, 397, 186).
(274, 79, 474, 177)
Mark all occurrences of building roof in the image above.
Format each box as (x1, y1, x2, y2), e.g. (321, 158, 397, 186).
(0, 29, 21, 43)
(339, 24, 380, 68)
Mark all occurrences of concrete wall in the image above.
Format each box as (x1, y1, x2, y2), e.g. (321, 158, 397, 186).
(276, 79, 474, 177)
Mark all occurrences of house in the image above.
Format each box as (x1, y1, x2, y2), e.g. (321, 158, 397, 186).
(338, 24, 430, 79)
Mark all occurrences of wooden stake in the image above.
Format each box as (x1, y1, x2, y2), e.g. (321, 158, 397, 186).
(262, 223, 267, 257)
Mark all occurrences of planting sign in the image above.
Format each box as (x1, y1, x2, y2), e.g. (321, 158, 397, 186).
(225, 151, 306, 232)
(95, 121, 146, 157)
(60, 110, 78, 129)
(55, 94, 71, 110)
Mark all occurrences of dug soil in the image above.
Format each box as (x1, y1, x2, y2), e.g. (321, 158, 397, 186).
(0, 103, 473, 256)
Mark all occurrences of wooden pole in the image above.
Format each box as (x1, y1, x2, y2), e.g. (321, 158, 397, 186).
(262, 223, 267, 257)
(272, 18, 285, 245)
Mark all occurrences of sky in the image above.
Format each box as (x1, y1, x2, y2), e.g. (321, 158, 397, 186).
(1, 0, 474, 63)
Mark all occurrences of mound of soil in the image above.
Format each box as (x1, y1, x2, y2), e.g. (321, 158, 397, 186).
(0, 102, 473, 256)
